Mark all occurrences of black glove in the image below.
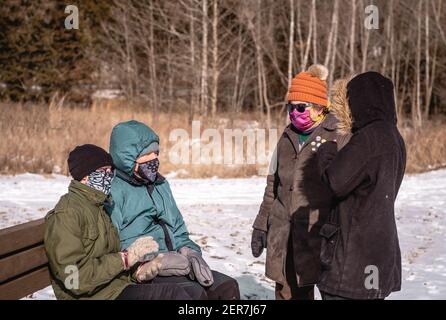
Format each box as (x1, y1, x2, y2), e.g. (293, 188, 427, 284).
(251, 228, 267, 258)
(316, 141, 338, 178)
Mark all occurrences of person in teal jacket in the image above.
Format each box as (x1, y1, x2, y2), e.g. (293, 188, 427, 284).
(107, 120, 240, 300)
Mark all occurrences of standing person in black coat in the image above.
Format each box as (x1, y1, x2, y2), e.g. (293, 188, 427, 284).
(315, 71, 406, 300)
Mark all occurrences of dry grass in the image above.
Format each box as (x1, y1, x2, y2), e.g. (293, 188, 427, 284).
(400, 120, 446, 174)
(0, 100, 445, 177)
(0, 100, 282, 178)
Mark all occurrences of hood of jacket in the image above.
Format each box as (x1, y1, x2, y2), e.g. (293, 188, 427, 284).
(329, 76, 353, 135)
(348, 71, 397, 131)
(330, 72, 397, 133)
(109, 120, 160, 176)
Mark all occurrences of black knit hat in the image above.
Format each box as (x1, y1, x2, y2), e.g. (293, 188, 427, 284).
(68, 144, 114, 181)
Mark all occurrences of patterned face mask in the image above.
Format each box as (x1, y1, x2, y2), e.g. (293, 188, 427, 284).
(137, 158, 159, 183)
(87, 169, 114, 195)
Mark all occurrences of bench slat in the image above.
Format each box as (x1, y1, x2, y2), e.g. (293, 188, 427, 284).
(0, 267, 51, 300)
(0, 244, 49, 283)
(0, 219, 46, 257)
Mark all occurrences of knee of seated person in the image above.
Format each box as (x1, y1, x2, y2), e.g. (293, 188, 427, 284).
(209, 271, 240, 299)
(181, 282, 208, 300)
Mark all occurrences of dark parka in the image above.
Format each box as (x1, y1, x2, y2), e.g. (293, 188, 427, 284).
(253, 110, 351, 288)
(317, 72, 406, 299)
(44, 181, 130, 300)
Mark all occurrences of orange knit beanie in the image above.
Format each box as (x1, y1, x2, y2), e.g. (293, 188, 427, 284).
(287, 64, 329, 107)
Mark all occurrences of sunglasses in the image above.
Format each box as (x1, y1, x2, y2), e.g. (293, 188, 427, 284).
(286, 103, 312, 113)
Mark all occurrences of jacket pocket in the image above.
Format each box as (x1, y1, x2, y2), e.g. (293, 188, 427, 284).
(319, 223, 340, 270)
(82, 227, 99, 247)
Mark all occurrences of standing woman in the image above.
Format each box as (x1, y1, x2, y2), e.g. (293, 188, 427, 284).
(316, 72, 406, 300)
(251, 65, 351, 300)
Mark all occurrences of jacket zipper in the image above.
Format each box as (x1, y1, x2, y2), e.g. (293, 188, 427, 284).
(145, 185, 175, 252)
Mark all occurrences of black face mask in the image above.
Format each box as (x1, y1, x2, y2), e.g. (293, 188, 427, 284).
(136, 158, 159, 183)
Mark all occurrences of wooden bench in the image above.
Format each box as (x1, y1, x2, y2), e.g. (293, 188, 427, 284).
(0, 219, 51, 300)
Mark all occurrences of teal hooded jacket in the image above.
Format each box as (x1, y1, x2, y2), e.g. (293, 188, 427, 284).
(106, 120, 201, 253)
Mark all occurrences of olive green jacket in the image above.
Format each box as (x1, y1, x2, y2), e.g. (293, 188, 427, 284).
(44, 180, 131, 300)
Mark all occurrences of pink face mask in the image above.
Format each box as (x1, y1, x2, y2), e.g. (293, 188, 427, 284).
(289, 108, 315, 133)
(289, 106, 327, 133)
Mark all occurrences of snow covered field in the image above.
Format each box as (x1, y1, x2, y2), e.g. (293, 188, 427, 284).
(1, 170, 445, 300)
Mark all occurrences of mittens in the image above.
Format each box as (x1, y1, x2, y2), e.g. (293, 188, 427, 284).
(251, 228, 267, 258)
(179, 246, 214, 287)
(158, 251, 191, 277)
(135, 254, 163, 282)
(122, 236, 159, 270)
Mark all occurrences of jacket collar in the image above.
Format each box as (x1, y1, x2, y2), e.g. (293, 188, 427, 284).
(283, 113, 337, 154)
(68, 180, 108, 206)
(321, 113, 337, 131)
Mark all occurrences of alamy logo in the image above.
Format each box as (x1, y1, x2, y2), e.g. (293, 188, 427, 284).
(364, 265, 379, 290)
(64, 5, 79, 30)
(364, 5, 379, 30)
(64, 265, 79, 290)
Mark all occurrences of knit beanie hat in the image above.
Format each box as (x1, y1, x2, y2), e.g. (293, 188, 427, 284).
(139, 141, 160, 158)
(68, 144, 114, 181)
(287, 64, 329, 107)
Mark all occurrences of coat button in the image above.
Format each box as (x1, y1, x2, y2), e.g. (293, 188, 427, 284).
(290, 186, 294, 191)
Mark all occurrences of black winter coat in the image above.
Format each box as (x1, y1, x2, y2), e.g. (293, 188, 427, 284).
(317, 72, 406, 299)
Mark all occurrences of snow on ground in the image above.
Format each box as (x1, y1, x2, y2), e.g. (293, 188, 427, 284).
(1, 170, 446, 300)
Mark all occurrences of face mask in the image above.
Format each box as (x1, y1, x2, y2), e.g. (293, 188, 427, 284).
(289, 105, 326, 133)
(87, 169, 114, 195)
(136, 158, 159, 183)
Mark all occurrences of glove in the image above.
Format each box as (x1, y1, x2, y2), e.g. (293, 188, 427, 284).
(179, 246, 214, 287)
(121, 236, 159, 270)
(251, 228, 267, 258)
(135, 254, 163, 282)
(316, 141, 338, 178)
(158, 251, 191, 277)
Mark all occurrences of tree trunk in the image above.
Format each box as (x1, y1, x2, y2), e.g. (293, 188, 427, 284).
(413, 0, 422, 128)
(349, 0, 356, 74)
(312, 0, 318, 64)
(301, 1, 314, 71)
(328, 0, 339, 88)
(190, 1, 198, 117)
(148, 0, 158, 119)
(210, 0, 219, 117)
(200, 0, 209, 115)
(287, 0, 295, 88)
(232, 30, 243, 113)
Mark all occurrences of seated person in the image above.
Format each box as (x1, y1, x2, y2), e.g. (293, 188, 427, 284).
(107, 120, 240, 300)
(44, 144, 209, 300)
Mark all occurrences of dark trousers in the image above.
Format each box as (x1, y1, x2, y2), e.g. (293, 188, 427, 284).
(116, 270, 240, 300)
(320, 291, 350, 300)
(275, 237, 315, 300)
(320, 291, 385, 300)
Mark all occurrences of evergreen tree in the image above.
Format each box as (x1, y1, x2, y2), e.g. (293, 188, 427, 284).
(0, 0, 111, 102)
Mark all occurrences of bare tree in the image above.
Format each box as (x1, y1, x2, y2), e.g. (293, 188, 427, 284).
(94, 0, 446, 123)
(287, 0, 295, 88)
(200, 0, 209, 115)
(413, 0, 423, 128)
(210, 0, 219, 116)
(349, 0, 357, 74)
